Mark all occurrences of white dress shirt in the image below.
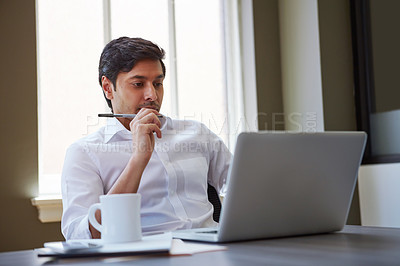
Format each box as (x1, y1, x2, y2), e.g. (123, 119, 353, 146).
(61, 116, 231, 240)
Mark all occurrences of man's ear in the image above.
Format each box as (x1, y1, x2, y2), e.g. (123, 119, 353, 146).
(102, 76, 114, 100)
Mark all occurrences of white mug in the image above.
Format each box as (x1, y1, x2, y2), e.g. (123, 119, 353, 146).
(88, 193, 142, 243)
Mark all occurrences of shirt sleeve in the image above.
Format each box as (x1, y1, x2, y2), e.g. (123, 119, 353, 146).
(204, 125, 232, 194)
(61, 142, 104, 240)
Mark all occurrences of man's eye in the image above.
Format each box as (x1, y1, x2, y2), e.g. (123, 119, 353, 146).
(154, 82, 163, 87)
(133, 83, 143, 87)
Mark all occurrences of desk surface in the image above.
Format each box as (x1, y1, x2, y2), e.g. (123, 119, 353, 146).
(1, 225, 400, 266)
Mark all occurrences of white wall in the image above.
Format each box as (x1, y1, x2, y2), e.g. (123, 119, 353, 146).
(359, 163, 400, 228)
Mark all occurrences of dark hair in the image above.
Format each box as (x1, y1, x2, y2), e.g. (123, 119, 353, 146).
(98, 37, 166, 110)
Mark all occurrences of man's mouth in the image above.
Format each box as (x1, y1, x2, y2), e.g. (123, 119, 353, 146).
(137, 103, 160, 112)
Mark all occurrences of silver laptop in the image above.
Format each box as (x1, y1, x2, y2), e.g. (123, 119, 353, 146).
(172, 131, 367, 243)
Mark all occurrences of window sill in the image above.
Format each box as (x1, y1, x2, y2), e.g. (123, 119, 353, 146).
(31, 195, 62, 223)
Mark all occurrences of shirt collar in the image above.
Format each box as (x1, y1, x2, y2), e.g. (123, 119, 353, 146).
(103, 118, 130, 143)
(103, 115, 171, 143)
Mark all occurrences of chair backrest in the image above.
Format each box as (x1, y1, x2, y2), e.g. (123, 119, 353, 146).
(207, 183, 221, 222)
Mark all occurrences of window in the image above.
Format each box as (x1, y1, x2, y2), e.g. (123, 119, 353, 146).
(350, 0, 400, 164)
(37, 0, 108, 195)
(36, 0, 255, 196)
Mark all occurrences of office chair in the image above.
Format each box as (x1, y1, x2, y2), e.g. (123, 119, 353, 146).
(207, 183, 222, 222)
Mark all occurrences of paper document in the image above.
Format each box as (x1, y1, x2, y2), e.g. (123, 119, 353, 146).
(170, 239, 227, 256)
(37, 232, 172, 258)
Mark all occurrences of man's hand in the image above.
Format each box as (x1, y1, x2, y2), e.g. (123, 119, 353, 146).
(129, 108, 162, 163)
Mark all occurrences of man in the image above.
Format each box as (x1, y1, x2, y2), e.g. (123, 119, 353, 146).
(61, 37, 231, 239)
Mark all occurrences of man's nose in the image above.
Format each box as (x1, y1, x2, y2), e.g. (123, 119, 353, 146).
(144, 83, 158, 101)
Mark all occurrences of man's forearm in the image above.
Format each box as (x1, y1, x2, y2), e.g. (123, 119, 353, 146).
(107, 155, 147, 194)
(89, 155, 147, 238)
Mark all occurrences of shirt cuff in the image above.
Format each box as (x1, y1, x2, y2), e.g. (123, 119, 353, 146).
(66, 215, 92, 240)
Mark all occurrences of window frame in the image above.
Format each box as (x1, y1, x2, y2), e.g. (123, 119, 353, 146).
(350, 0, 400, 164)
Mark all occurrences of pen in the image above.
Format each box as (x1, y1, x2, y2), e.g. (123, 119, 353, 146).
(98, 113, 164, 119)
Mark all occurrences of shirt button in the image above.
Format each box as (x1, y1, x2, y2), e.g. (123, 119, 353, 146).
(170, 190, 174, 195)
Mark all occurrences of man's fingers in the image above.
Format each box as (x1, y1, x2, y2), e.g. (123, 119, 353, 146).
(143, 124, 162, 138)
(143, 112, 161, 128)
(130, 110, 161, 129)
(151, 125, 162, 139)
(134, 123, 162, 138)
(134, 108, 161, 121)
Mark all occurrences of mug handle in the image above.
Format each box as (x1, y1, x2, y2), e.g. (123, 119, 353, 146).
(88, 203, 102, 233)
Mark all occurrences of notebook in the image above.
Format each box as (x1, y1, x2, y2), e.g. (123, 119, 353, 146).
(172, 131, 367, 243)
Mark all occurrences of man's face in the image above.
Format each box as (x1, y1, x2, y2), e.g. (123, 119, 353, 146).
(103, 59, 164, 115)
